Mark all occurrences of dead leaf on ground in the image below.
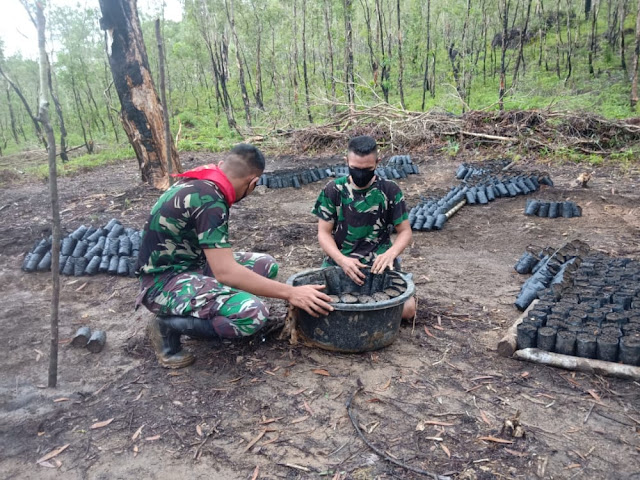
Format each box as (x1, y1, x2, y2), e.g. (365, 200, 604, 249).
(53, 397, 70, 403)
(290, 415, 309, 424)
(478, 436, 514, 444)
(259, 417, 283, 425)
(441, 444, 451, 458)
(376, 378, 391, 391)
(312, 369, 330, 376)
(303, 400, 314, 416)
(145, 435, 161, 441)
(90, 418, 114, 430)
(132, 425, 144, 441)
(133, 445, 139, 457)
(196, 424, 203, 436)
(243, 430, 266, 453)
(36, 444, 70, 464)
(504, 448, 528, 457)
(251, 466, 259, 480)
(479, 410, 492, 426)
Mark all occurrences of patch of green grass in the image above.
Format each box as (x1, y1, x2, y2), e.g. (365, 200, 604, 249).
(27, 146, 134, 180)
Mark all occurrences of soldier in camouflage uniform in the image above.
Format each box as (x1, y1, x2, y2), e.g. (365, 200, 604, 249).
(137, 144, 333, 368)
(312, 136, 417, 320)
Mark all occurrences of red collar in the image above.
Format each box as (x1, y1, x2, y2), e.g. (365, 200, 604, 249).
(173, 165, 237, 206)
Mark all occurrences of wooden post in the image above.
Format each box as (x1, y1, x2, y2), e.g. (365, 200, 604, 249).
(497, 299, 539, 357)
(33, 2, 61, 388)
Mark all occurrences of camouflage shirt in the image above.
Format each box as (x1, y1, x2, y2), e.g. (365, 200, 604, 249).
(136, 179, 231, 276)
(312, 176, 408, 264)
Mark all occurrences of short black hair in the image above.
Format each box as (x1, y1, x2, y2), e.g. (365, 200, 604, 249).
(348, 136, 377, 156)
(226, 143, 265, 177)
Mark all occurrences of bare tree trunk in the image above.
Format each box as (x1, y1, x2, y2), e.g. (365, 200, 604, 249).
(79, 57, 107, 134)
(396, 0, 405, 109)
(70, 72, 93, 153)
(375, 0, 390, 102)
(99, 0, 181, 190)
(565, 0, 574, 84)
(620, 0, 628, 72)
(155, 19, 173, 186)
(421, 0, 432, 110)
(302, 0, 313, 123)
(323, 0, 336, 114)
(631, 0, 640, 108)
(47, 62, 68, 162)
(589, 0, 599, 75)
(0, 64, 46, 147)
(226, 0, 252, 126)
(5, 84, 20, 144)
(344, 0, 355, 112)
(499, 0, 510, 110)
(103, 63, 121, 143)
(512, 0, 534, 87)
(292, 0, 300, 111)
(555, 1, 562, 78)
(32, 2, 61, 389)
(360, 0, 379, 86)
(249, 0, 264, 110)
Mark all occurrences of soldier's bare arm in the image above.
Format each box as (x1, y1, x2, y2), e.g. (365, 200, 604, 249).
(371, 219, 413, 274)
(317, 219, 366, 285)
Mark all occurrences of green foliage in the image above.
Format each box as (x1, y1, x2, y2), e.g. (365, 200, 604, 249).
(27, 146, 134, 180)
(2, 0, 640, 164)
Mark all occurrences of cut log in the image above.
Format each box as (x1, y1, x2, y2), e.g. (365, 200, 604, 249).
(497, 299, 539, 357)
(514, 348, 640, 381)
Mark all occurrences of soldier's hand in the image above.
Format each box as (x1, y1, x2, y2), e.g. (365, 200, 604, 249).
(289, 285, 334, 317)
(338, 256, 367, 285)
(371, 251, 396, 274)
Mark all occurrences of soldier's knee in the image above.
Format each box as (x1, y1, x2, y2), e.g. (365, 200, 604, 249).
(215, 294, 269, 337)
(255, 254, 279, 279)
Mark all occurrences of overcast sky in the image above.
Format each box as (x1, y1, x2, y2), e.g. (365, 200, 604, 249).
(0, 0, 183, 59)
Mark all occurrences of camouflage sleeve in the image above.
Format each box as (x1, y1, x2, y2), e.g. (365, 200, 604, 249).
(389, 183, 409, 226)
(311, 181, 337, 223)
(191, 193, 231, 249)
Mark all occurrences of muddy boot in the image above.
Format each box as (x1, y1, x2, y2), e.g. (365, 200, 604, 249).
(148, 316, 216, 369)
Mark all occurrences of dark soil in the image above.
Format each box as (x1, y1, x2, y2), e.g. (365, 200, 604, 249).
(1, 150, 639, 479)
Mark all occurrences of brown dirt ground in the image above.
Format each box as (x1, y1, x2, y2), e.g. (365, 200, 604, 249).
(0, 150, 639, 480)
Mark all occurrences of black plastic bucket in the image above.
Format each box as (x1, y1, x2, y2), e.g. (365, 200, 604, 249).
(286, 267, 415, 353)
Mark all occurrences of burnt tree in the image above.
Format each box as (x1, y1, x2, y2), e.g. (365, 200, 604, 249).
(99, 0, 180, 190)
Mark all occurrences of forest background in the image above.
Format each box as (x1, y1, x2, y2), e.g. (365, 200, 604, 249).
(1, 0, 639, 176)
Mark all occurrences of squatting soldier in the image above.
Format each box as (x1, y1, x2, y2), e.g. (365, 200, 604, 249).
(312, 135, 417, 319)
(136, 144, 333, 368)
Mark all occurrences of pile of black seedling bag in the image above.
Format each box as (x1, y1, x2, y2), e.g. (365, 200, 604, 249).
(525, 199, 582, 218)
(409, 159, 553, 231)
(22, 218, 141, 277)
(515, 245, 640, 366)
(513, 240, 590, 311)
(256, 155, 419, 189)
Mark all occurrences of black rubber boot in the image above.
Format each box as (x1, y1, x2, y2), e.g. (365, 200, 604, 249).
(148, 316, 217, 369)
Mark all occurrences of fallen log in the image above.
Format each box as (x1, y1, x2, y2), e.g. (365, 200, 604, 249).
(513, 348, 640, 381)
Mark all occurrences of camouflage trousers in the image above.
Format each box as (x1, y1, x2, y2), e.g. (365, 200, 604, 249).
(138, 252, 278, 338)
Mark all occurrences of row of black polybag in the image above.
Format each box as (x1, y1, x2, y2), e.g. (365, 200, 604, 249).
(22, 218, 141, 277)
(256, 155, 419, 189)
(524, 199, 582, 218)
(409, 162, 554, 231)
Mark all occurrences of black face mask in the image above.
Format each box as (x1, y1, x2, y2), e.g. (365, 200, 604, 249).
(349, 167, 376, 188)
